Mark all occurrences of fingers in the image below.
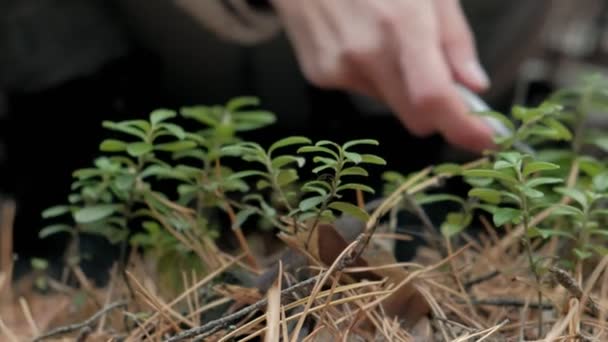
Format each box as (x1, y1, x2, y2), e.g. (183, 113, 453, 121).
(390, 2, 494, 152)
(435, 0, 489, 92)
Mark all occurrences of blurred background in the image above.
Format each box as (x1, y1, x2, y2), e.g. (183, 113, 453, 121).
(1, 0, 608, 270)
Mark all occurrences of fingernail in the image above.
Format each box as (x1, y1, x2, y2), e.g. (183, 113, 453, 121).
(467, 60, 490, 89)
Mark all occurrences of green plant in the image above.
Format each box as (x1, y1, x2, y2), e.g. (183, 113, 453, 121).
(38, 97, 387, 293)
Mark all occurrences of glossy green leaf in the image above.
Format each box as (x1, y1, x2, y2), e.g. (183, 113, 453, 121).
(468, 188, 502, 204)
(518, 185, 544, 199)
(228, 170, 266, 181)
(150, 109, 176, 125)
(74, 205, 118, 224)
(155, 141, 197, 152)
(593, 171, 608, 192)
(340, 167, 368, 177)
(100, 139, 127, 152)
(434, 163, 462, 174)
(268, 136, 312, 155)
(226, 96, 259, 112)
(343, 139, 379, 150)
(233, 208, 256, 229)
(328, 201, 369, 222)
(277, 169, 299, 187)
(38, 224, 73, 239)
(102, 121, 146, 140)
(462, 169, 517, 183)
(493, 160, 512, 170)
(42, 205, 71, 219)
(523, 161, 560, 177)
(297, 145, 338, 159)
(344, 152, 362, 164)
(312, 164, 334, 174)
(299, 195, 325, 211)
(554, 187, 588, 208)
(592, 137, 608, 152)
(360, 154, 387, 165)
(525, 177, 562, 188)
(543, 118, 572, 140)
(159, 123, 187, 140)
(441, 212, 472, 238)
(271, 155, 305, 169)
(416, 194, 465, 206)
(477, 111, 515, 132)
(127, 142, 154, 157)
(234, 111, 276, 131)
(336, 183, 375, 194)
(493, 207, 521, 227)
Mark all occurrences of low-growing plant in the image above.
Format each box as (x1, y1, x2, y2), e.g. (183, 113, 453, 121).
(38, 73, 608, 319)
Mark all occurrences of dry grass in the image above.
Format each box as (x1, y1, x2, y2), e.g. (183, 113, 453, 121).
(1, 162, 607, 341)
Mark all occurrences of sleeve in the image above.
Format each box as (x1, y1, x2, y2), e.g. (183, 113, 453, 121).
(174, 0, 281, 45)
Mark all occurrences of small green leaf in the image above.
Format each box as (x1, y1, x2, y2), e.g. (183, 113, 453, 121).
(268, 136, 312, 155)
(434, 163, 462, 174)
(42, 205, 71, 219)
(462, 169, 517, 183)
(498, 152, 522, 164)
(31, 258, 48, 270)
(468, 188, 502, 204)
(155, 141, 197, 152)
(100, 139, 128, 152)
(592, 137, 608, 152)
(544, 118, 572, 140)
(493, 207, 521, 227)
(551, 204, 585, 218)
(328, 201, 369, 222)
(256, 179, 271, 190)
(477, 111, 515, 132)
(228, 170, 266, 180)
(493, 160, 513, 170)
(233, 111, 276, 131)
(299, 196, 325, 211)
(39, 224, 73, 239)
(343, 139, 379, 150)
(336, 183, 375, 194)
(440, 212, 472, 238)
(360, 154, 387, 165)
(416, 194, 465, 206)
(233, 208, 256, 229)
(277, 169, 299, 187)
(271, 155, 306, 169)
(525, 177, 562, 188)
(312, 164, 335, 174)
(226, 96, 259, 112)
(150, 109, 176, 125)
(344, 152, 362, 164)
(74, 205, 118, 224)
(127, 142, 154, 157)
(340, 167, 368, 177)
(528, 227, 574, 240)
(297, 146, 339, 159)
(574, 248, 593, 260)
(464, 177, 494, 187)
(102, 121, 147, 140)
(518, 185, 544, 199)
(160, 123, 187, 140)
(554, 187, 588, 208)
(523, 161, 560, 177)
(593, 172, 608, 192)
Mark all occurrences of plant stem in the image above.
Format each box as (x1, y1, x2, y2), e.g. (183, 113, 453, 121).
(214, 159, 258, 270)
(521, 194, 543, 337)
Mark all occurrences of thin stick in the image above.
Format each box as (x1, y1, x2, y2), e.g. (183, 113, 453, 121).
(166, 275, 321, 341)
(19, 297, 39, 336)
(0, 317, 18, 342)
(32, 301, 127, 341)
(0, 199, 15, 301)
(464, 270, 500, 290)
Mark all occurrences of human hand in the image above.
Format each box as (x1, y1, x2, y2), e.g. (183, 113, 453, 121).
(269, 0, 495, 152)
